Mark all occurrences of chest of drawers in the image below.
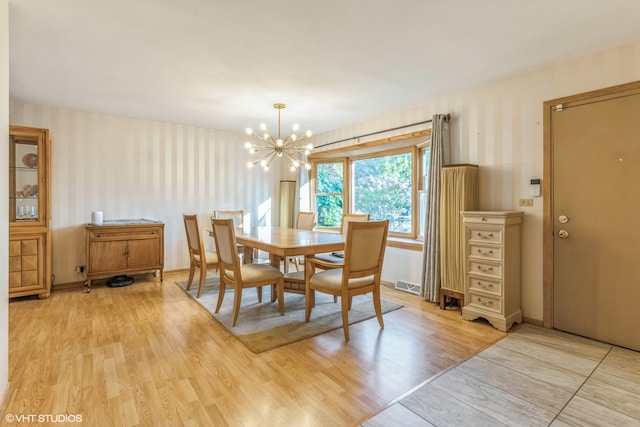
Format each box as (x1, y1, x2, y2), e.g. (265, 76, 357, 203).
(461, 211, 523, 332)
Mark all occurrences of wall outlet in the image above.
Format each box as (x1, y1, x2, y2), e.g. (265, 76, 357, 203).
(519, 198, 534, 207)
(75, 265, 85, 273)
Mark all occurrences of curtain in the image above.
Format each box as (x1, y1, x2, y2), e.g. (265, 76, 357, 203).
(421, 114, 450, 302)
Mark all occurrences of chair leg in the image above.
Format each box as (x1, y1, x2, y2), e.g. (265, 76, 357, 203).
(270, 284, 277, 303)
(341, 296, 350, 341)
(215, 281, 226, 313)
(276, 279, 284, 316)
(196, 264, 207, 298)
(305, 288, 314, 322)
(256, 286, 262, 303)
(373, 287, 384, 328)
(186, 263, 196, 290)
(231, 287, 243, 327)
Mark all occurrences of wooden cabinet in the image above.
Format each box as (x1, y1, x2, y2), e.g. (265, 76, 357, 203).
(85, 220, 164, 291)
(461, 211, 523, 332)
(9, 126, 52, 299)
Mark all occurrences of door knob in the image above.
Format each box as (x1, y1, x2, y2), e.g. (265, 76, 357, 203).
(559, 215, 569, 223)
(558, 230, 569, 239)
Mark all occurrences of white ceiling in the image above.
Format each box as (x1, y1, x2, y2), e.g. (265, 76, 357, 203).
(8, 0, 640, 134)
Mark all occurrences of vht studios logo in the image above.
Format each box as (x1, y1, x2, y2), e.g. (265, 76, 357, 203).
(5, 413, 83, 423)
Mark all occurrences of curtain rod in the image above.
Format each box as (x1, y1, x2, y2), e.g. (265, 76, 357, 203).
(315, 114, 449, 149)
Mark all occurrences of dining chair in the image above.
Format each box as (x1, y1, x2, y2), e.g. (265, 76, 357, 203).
(213, 210, 244, 229)
(304, 219, 389, 341)
(211, 218, 285, 327)
(288, 211, 316, 272)
(315, 212, 370, 264)
(183, 214, 219, 298)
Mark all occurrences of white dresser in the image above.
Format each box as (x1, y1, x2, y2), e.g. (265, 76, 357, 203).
(460, 211, 523, 332)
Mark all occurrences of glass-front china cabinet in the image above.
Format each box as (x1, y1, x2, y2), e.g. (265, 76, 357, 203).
(9, 125, 52, 298)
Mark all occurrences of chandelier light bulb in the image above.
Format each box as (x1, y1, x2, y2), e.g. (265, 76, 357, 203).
(260, 159, 267, 167)
(259, 123, 267, 131)
(247, 161, 254, 168)
(291, 134, 297, 141)
(244, 142, 252, 149)
(305, 163, 312, 170)
(249, 148, 256, 154)
(293, 160, 300, 167)
(276, 139, 284, 147)
(305, 130, 313, 138)
(289, 165, 296, 172)
(246, 128, 253, 135)
(306, 143, 314, 150)
(292, 123, 300, 131)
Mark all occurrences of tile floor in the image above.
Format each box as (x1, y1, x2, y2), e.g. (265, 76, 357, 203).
(363, 324, 640, 426)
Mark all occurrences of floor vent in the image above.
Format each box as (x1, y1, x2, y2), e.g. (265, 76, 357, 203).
(395, 280, 421, 295)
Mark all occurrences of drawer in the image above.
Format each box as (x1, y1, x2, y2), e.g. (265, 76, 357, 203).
(468, 293, 502, 314)
(91, 229, 160, 241)
(468, 244, 502, 262)
(469, 261, 502, 279)
(468, 277, 502, 297)
(468, 228, 503, 245)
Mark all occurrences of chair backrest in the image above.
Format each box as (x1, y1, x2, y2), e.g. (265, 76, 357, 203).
(183, 214, 204, 257)
(296, 211, 316, 230)
(340, 213, 370, 236)
(213, 210, 244, 229)
(211, 218, 241, 277)
(343, 220, 389, 277)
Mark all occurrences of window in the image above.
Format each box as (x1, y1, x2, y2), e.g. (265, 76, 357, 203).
(352, 152, 413, 233)
(311, 133, 431, 240)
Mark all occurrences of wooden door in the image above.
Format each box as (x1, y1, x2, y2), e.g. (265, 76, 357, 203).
(551, 86, 640, 351)
(127, 237, 161, 268)
(89, 240, 128, 272)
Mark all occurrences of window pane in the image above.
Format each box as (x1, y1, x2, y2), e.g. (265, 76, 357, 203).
(353, 152, 412, 233)
(316, 162, 344, 228)
(316, 162, 343, 193)
(316, 195, 343, 227)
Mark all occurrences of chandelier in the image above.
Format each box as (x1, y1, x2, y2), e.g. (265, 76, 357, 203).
(244, 103, 313, 171)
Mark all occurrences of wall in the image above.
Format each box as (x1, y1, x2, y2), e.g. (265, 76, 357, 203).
(7, 105, 283, 285)
(312, 40, 640, 321)
(1, 0, 9, 409)
(9, 40, 640, 323)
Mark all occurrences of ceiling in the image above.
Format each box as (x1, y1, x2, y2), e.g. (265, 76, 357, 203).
(8, 0, 640, 135)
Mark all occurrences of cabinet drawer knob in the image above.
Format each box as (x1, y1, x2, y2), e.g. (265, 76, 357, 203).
(477, 232, 494, 238)
(477, 281, 494, 289)
(478, 298, 494, 306)
(476, 249, 494, 255)
(477, 266, 493, 272)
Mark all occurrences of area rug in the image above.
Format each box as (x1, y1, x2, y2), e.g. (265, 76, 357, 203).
(175, 276, 403, 353)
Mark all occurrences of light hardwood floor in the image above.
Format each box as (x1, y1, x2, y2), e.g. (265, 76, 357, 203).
(5, 272, 504, 426)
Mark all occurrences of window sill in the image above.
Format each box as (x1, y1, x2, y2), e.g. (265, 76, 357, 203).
(387, 237, 423, 251)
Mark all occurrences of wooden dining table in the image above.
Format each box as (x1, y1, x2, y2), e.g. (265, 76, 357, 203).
(235, 225, 344, 269)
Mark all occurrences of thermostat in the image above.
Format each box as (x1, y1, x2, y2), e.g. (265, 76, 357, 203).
(530, 179, 541, 197)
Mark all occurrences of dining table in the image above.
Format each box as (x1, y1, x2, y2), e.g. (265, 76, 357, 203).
(234, 226, 345, 294)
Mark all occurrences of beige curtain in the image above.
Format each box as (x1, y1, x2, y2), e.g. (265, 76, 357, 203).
(279, 180, 296, 228)
(421, 114, 450, 302)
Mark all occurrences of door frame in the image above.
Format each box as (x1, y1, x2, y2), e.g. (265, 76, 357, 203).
(542, 80, 640, 328)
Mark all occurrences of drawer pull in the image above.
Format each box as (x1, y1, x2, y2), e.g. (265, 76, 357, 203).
(477, 298, 494, 306)
(476, 249, 494, 256)
(477, 281, 494, 290)
(477, 232, 494, 239)
(476, 266, 494, 273)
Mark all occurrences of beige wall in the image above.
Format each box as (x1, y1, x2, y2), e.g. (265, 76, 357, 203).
(9, 40, 640, 325)
(1, 0, 9, 406)
(312, 40, 640, 321)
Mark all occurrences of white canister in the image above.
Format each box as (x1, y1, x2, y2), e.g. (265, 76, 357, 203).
(91, 211, 104, 225)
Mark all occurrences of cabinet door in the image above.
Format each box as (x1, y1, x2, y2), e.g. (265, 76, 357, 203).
(127, 237, 161, 268)
(89, 240, 128, 272)
(9, 234, 46, 293)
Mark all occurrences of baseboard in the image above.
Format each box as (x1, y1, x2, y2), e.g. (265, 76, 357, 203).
(0, 382, 12, 420)
(522, 316, 545, 327)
